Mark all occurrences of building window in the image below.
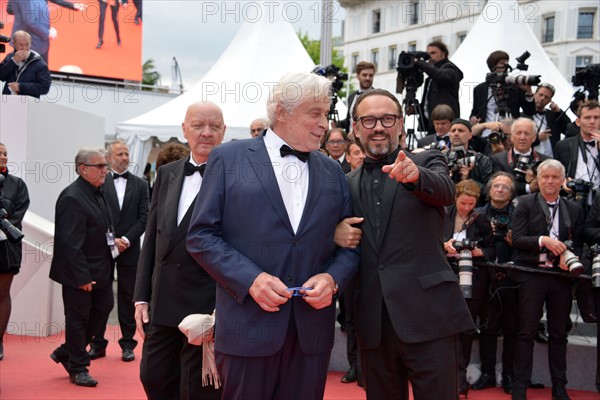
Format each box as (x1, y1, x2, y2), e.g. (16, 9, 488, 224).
(408, 41, 417, 53)
(457, 32, 467, 44)
(575, 55, 593, 69)
(409, 1, 419, 25)
(577, 10, 595, 39)
(543, 15, 555, 43)
(389, 46, 398, 71)
(372, 9, 381, 34)
(371, 49, 379, 70)
(351, 54, 359, 73)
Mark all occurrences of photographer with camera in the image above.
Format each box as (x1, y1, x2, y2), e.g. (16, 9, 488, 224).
(339, 61, 375, 133)
(443, 179, 495, 397)
(511, 159, 584, 400)
(445, 119, 493, 203)
(554, 100, 600, 215)
(490, 117, 549, 196)
(470, 50, 535, 137)
(532, 82, 571, 158)
(0, 143, 29, 361)
(415, 41, 463, 135)
(472, 118, 513, 155)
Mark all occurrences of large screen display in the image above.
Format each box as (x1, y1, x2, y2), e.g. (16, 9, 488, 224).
(1, 0, 142, 81)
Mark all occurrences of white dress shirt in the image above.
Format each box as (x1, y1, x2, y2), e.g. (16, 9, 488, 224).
(177, 156, 204, 226)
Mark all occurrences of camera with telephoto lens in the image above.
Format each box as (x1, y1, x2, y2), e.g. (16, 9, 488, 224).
(488, 130, 505, 145)
(0, 208, 24, 243)
(566, 179, 593, 207)
(544, 240, 584, 277)
(589, 244, 600, 288)
(491, 212, 511, 239)
(312, 64, 348, 94)
(572, 63, 599, 101)
(395, 51, 429, 102)
(453, 239, 479, 299)
(446, 146, 476, 173)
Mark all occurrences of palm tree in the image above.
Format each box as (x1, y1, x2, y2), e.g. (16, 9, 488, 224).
(142, 59, 161, 90)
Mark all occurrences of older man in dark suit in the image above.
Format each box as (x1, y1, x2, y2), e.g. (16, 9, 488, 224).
(133, 102, 224, 400)
(340, 89, 473, 400)
(186, 72, 359, 400)
(89, 140, 148, 362)
(49, 148, 115, 387)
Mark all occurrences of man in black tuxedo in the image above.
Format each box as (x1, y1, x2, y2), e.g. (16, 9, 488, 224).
(89, 140, 148, 362)
(510, 159, 584, 400)
(345, 89, 473, 399)
(133, 102, 224, 400)
(417, 104, 453, 150)
(491, 117, 549, 196)
(470, 50, 535, 137)
(339, 61, 375, 133)
(49, 148, 115, 387)
(415, 41, 463, 134)
(532, 82, 571, 157)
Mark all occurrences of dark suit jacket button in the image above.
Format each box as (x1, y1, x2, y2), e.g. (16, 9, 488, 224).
(287, 275, 293, 282)
(378, 264, 385, 270)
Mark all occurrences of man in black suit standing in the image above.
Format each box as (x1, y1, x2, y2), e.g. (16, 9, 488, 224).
(49, 148, 115, 387)
(133, 102, 224, 400)
(532, 82, 571, 158)
(339, 61, 375, 133)
(89, 140, 148, 362)
(345, 88, 473, 399)
(510, 159, 583, 400)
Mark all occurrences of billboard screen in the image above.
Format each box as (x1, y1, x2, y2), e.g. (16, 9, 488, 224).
(1, 0, 142, 81)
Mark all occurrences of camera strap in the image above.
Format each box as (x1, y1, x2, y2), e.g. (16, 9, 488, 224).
(461, 210, 481, 232)
(507, 150, 540, 168)
(578, 137, 600, 185)
(537, 194, 570, 239)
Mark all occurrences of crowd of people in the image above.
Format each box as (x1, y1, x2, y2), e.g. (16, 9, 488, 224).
(0, 34, 599, 400)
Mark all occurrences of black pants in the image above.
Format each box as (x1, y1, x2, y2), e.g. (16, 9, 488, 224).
(98, 1, 120, 41)
(62, 284, 113, 372)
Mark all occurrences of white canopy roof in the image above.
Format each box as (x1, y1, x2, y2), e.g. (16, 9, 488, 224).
(451, 0, 576, 120)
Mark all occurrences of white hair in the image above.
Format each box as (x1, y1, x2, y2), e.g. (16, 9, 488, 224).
(266, 72, 332, 122)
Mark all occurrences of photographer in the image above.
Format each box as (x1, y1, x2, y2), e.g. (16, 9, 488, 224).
(417, 104, 453, 150)
(339, 61, 375, 133)
(532, 82, 571, 157)
(470, 50, 535, 137)
(0, 143, 29, 362)
(443, 179, 495, 397)
(511, 159, 584, 400)
(472, 118, 513, 155)
(445, 119, 493, 202)
(490, 117, 550, 196)
(554, 100, 600, 214)
(415, 41, 463, 134)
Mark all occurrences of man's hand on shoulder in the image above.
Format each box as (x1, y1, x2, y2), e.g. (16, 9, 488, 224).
(382, 150, 419, 183)
(249, 272, 291, 312)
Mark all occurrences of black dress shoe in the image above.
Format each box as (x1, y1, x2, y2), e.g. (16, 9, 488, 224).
(534, 329, 548, 343)
(582, 313, 598, 323)
(459, 384, 469, 398)
(50, 347, 70, 373)
(502, 375, 514, 394)
(117, 39, 121, 46)
(471, 373, 495, 390)
(96, 40, 103, 49)
(121, 348, 135, 362)
(88, 348, 106, 360)
(551, 384, 571, 400)
(69, 371, 98, 387)
(341, 367, 357, 383)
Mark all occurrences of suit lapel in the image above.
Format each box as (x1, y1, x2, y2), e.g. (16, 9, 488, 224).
(165, 160, 186, 239)
(247, 138, 294, 233)
(377, 175, 399, 250)
(104, 174, 121, 221)
(348, 168, 377, 252)
(296, 153, 323, 235)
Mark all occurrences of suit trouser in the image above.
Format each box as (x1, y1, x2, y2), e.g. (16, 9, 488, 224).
(513, 273, 571, 395)
(62, 284, 113, 372)
(361, 302, 460, 400)
(133, 0, 142, 19)
(91, 261, 137, 350)
(140, 323, 222, 400)
(98, 1, 120, 41)
(343, 275, 359, 370)
(214, 306, 330, 400)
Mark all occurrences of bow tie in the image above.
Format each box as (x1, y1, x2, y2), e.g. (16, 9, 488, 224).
(280, 145, 309, 162)
(113, 171, 130, 180)
(363, 156, 389, 170)
(95, 187, 104, 196)
(535, 110, 546, 116)
(547, 202, 557, 208)
(585, 140, 596, 147)
(184, 162, 206, 177)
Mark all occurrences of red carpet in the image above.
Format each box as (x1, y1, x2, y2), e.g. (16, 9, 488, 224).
(0, 330, 597, 399)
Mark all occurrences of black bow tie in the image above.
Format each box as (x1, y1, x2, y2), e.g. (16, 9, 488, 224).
(113, 171, 130, 180)
(280, 145, 309, 162)
(363, 156, 389, 170)
(547, 202, 557, 208)
(184, 162, 206, 177)
(585, 140, 596, 147)
(535, 110, 546, 116)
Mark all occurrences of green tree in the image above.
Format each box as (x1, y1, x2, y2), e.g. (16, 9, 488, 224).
(297, 30, 351, 99)
(142, 59, 161, 91)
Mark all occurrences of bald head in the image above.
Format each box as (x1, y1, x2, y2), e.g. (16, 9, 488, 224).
(182, 102, 226, 163)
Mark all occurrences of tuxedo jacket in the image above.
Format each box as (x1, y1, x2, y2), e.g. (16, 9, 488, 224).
(50, 177, 113, 288)
(532, 109, 571, 152)
(103, 173, 149, 266)
(186, 136, 360, 357)
(490, 150, 550, 195)
(554, 135, 595, 180)
(511, 193, 583, 280)
(416, 58, 463, 119)
(347, 150, 473, 348)
(133, 158, 216, 327)
(470, 82, 535, 122)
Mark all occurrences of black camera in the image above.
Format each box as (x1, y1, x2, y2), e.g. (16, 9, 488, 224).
(589, 244, 600, 288)
(395, 51, 429, 98)
(0, 208, 24, 243)
(312, 64, 348, 94)
(572, 63, 599, 101)
(446, 146, 476, 172)
(0, 22, 11, 54)
(513, 155, 532, 182)
(453, 239, 478, 299)
(566, 179, 593, 207)
(544, 240, 584, 277)
(491, 212, 510, 239)
(488, 130, 505, 145)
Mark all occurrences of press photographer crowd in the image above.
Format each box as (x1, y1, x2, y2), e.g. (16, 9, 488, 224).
(2, 23, 600, 400)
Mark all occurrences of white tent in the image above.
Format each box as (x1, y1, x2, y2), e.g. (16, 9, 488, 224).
(117, 14, 345, 173)
(451, 0, 576, 122)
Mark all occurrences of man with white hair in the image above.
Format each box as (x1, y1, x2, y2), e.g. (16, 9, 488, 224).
(187, 72, 359, 400)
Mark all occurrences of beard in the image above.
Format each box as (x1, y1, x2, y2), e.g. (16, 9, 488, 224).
(363, 133, 397, 159)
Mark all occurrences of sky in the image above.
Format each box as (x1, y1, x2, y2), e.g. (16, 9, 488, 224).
(142, 0, 345, 89)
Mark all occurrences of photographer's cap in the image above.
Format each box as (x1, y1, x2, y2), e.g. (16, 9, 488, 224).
(450, 118, 472, 131)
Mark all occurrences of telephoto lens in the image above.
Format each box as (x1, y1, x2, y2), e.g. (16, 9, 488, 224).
(458, 249, 474, 299)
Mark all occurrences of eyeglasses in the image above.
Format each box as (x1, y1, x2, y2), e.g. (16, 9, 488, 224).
(326, 140, 347, 146)
(84, 163, 108, 169)
(355, 114, 401, 129)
